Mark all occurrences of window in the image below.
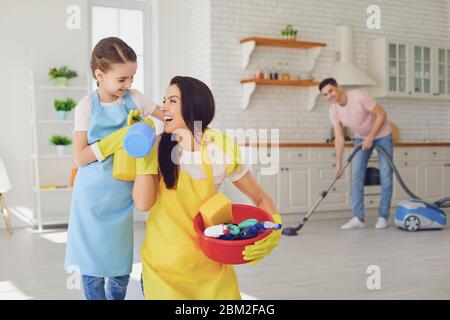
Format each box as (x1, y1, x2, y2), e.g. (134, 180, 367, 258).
(90, 2, 146, 93)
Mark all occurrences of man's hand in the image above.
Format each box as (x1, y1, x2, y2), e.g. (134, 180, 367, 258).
(361, 135, 374, 150)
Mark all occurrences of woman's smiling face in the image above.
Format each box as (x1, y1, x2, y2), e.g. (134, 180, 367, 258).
(161, 84, 188, 133)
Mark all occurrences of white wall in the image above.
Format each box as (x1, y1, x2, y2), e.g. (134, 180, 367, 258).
(193, 0, 450, 141)
(0, 0, 190, 228)
(154, 0, 191, 98)
(0, 0, 89, 228)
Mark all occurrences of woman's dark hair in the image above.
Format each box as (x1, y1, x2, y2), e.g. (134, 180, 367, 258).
(159, 76, 216, 189)
(318, 77, 338, 92)
(90, 37, 137, 86)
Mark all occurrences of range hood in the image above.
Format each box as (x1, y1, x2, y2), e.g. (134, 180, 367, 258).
(330, 25, 375, 86)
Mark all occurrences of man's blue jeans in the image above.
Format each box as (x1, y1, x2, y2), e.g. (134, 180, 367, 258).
(82, 275, 130, 300)
(352, 134, 394, 221)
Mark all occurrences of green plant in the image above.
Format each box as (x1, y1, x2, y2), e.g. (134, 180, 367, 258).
(48, 66, 78, 79)
(50, 135, 72, 146)
(54, 98, 77, 111)
(281, 24, 298, 40)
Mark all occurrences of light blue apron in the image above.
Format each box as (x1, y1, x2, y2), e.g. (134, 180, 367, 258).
(65, 90, 137, 277)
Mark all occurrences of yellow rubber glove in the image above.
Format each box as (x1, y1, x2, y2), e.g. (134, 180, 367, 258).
(127, 109, 141, 126)
(242, 213, 282, 265)
(98, 110, 156, 159)
(136, 141, 158, 175)
(97, 126, 129, 159)
(128, 109, 157, 133)
(135, 115, 158, 175)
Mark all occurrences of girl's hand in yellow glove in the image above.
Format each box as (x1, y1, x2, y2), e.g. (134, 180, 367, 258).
(242, 213, 282, 265)
(127, 109, 142, 126)
(127, 109, 156, 130)
(95, 110, 157, 161)
(97, 126, 130, 159)
(96, 109, 141, 160)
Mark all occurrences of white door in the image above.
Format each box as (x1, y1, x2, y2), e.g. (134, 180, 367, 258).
(411, 45, 433, 97)
(436, 47, 450, 97)
(388, 42, 408, 95)
(422, 164, 444, 201)
(255, 167, 283, 212)
(393, 161, 420, 202)
(444, 163, 450, 196)
(283, 165, 310, 213)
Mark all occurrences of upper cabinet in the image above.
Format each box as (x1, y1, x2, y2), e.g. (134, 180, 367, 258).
(412, 44, 432, 97)
(437, 47, 450, 96)
(368, 37, 450, 99)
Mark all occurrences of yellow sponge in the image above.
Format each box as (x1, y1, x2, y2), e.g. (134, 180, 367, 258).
(199, 193, 233, 227)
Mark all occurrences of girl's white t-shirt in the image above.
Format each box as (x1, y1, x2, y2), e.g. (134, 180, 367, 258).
(171, 141, 249, 190)
(73, 89, 158, 134)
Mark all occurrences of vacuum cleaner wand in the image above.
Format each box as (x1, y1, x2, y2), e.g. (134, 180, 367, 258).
(282, 146, 361, 236)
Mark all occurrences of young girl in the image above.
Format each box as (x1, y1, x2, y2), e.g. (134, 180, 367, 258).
(65, 37, 161, 300)
(134, 76, 282, 300)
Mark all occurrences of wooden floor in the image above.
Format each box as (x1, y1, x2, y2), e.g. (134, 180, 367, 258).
(1, 214, 450, 300)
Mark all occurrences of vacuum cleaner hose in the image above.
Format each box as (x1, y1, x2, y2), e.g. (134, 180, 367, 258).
(373, 145, 422, 201)
(434, 197, 450, 208)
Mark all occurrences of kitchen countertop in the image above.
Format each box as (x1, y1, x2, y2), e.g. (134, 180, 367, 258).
(240, 141, 450, 147)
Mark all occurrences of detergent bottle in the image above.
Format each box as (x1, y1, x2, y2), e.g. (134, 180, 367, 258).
(112, 116, 157, 181)
(112, 148, 136, 181)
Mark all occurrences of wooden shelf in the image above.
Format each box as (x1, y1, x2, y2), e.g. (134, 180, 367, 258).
(240, 79, 321, 111)
(240, 36, 326, 110)
(33, 186, 73, 192)
(240, 79, 320, 86)
(240, 37, 326, 49)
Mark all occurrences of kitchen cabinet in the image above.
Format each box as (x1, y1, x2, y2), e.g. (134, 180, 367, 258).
(368, 38, 411, 97)
(444, 162, 450, 197)
(421, 164, 444, 201)
(436, 47, 450, 96)
(252, 164, 310, 213)
(281, 165, 310, 213)
(392, 161, 420, 202)
(412, 45, 433, 96)
(254, 165, 283, 212)
(224, 145, 450, 216)
(369, 38, 450, 99)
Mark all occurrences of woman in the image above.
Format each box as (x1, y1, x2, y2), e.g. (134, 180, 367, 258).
(134, 76, 282, 300)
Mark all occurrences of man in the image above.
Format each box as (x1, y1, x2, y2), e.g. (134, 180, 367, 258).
(319, 78, 393, 230)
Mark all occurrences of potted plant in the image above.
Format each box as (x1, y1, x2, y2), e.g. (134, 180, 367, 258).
(48, 66, 78, 87)
(54, 98, 76, 120)
(50, 135, 72, 156)
(281, 24, 298, 40)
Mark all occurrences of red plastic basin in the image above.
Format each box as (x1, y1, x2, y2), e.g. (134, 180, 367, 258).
(193, 204, 273, 265)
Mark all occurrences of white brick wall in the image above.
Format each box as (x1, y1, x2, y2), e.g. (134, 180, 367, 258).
(190, 0, 450, 141)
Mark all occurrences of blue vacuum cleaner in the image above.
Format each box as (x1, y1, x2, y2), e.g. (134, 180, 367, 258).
(282, 144, 449, 236)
